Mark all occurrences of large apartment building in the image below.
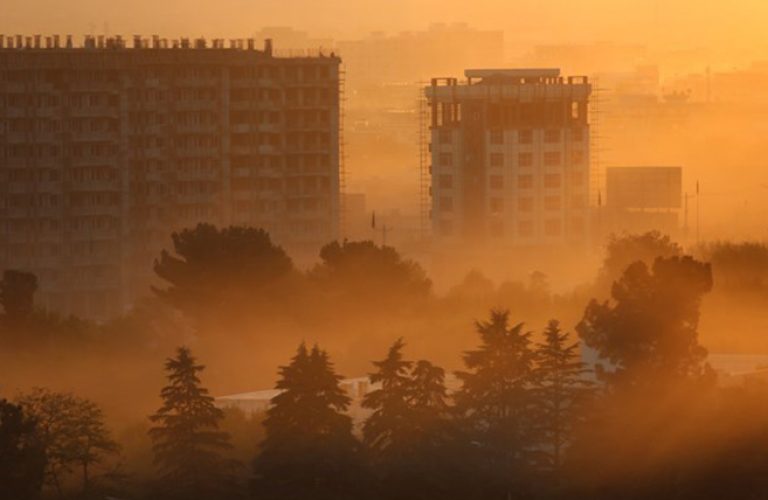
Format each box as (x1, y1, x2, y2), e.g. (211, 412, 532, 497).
(0, 35, 341, 319)
(426, 69, 591, 246)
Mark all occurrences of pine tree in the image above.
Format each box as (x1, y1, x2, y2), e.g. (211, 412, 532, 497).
(534, 320, 592, 472)
(406, 359, 455, 496)
(454, 309, 537, 495)
(253, 344, 359, 499)
(149, 346, 237, 500)
(362, 338, 413, 464)
(408, 360, 450, 449)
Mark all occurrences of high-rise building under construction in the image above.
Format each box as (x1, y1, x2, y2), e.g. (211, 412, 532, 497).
(0, 35, 341, 319)
(425, 69, 591, 246)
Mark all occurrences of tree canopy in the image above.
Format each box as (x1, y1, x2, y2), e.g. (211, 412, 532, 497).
(0, 270, 38, 322)
(254, 343, 359, 499)
(312, 240, 431, 305)
(578, 255, 714, 388)
(18, 388, 119, 498)
(153, 224, 295, 319)
(454, 310, 538, 495)
(0, 399, 46, 500)
(149, 346, 237, 500)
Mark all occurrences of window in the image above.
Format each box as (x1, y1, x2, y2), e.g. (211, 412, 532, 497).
(518, 152, 533, 167)
(518, 220, 534, 237)
(570, 217, 585, 235)
(439, 129, 452, 144)
(571, 195, 586, 209)
(570, 170, 585, 187)
(439, 197, 453, 212)
(489, 175, 503, 189)
(571, 127, 583, 142)
(544, 196, 561, 211)
(439, 153, 452, 167)
(490, 129, 504, 145)
(490, 153, 504, 167)
(544, 129, 561, 143)
(544, 151, 561, 167)
(571, 101, 580, 119)
(571, 150, 584, 164)
(518, 175, 534, 189)
(489, 219, 504, 237)
(518, 197, 533, 212)
(544, 173, 561, 188)
(439, 174, 453, 189)
(545, 219, 562, 236)
(490, 198, 503, 214)
(518, 129, 533, 144)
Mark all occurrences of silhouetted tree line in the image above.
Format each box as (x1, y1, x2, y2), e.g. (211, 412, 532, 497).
(5, 227, 768, 499)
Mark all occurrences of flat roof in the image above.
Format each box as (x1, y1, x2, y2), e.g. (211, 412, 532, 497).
(465, 68, 561, 79)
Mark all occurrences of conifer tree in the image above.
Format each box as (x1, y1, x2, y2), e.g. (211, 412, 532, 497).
(408, 360, 450, 449)
(454, 309, 537, 494)
(362, 338, 413, 463)
(253, 344, 358, 499)
(533, 320, 592, 472)
(149, 346, 237, 500)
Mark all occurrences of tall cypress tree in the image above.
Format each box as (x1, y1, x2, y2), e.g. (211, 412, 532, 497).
(454, 309, 537, 495)
(253, 344, 358, 499)
(362, 338, 413, 464)
(533, 320, 592, 472)
(149, 346, 237, 500)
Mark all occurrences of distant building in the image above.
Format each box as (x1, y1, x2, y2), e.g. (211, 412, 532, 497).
(338, 24, 504, 87)
(0, 34, 341, 319)
(426, 68, 591, 246)
(603, 166, 682, 237)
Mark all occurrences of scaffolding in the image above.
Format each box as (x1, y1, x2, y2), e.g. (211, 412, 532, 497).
(338, 64, 347, 240)
(589, 76, 613, 244)
(417, 82, 430, 241)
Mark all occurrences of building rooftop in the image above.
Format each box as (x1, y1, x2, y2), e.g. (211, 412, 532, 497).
(465, 68, 560, 79)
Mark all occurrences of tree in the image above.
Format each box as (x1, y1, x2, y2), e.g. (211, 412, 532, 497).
(404, 359, 455, 496)
(598, 231, 681, 291)
(362, 338, 413, 465)
(253, 344, 359, 499)
(0, 270, 38, 322)
(533, 320, 592, 472)
(312, 240, 431, 306)
(577, 255, 714, 389)
(149, 346, 237, 500)
(408, 360, 450, 445)
(362, 340, 455, 498)
(454, 310, 537, 495)
(18, 389, 118, 498)
(0, 399, 46, 500)
(153, 224, 294, 320)
(698, 241, 768, 292)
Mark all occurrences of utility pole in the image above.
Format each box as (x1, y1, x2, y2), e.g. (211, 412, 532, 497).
(684, 191, 689, 243)
(696, 180, 701, 246)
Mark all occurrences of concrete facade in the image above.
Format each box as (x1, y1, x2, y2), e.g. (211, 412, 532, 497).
(426, 69, 591, 246)
(0, 35, 340, 319)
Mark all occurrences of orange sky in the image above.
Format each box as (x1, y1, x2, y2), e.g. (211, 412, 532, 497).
(1, 0, 767, 53)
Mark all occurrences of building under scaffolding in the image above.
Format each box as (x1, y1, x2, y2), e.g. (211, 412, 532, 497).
(425, 68, 591, 246)
(0, 35, 342, 319)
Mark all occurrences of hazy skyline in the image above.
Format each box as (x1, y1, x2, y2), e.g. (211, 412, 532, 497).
(2, 0, 767, 56)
